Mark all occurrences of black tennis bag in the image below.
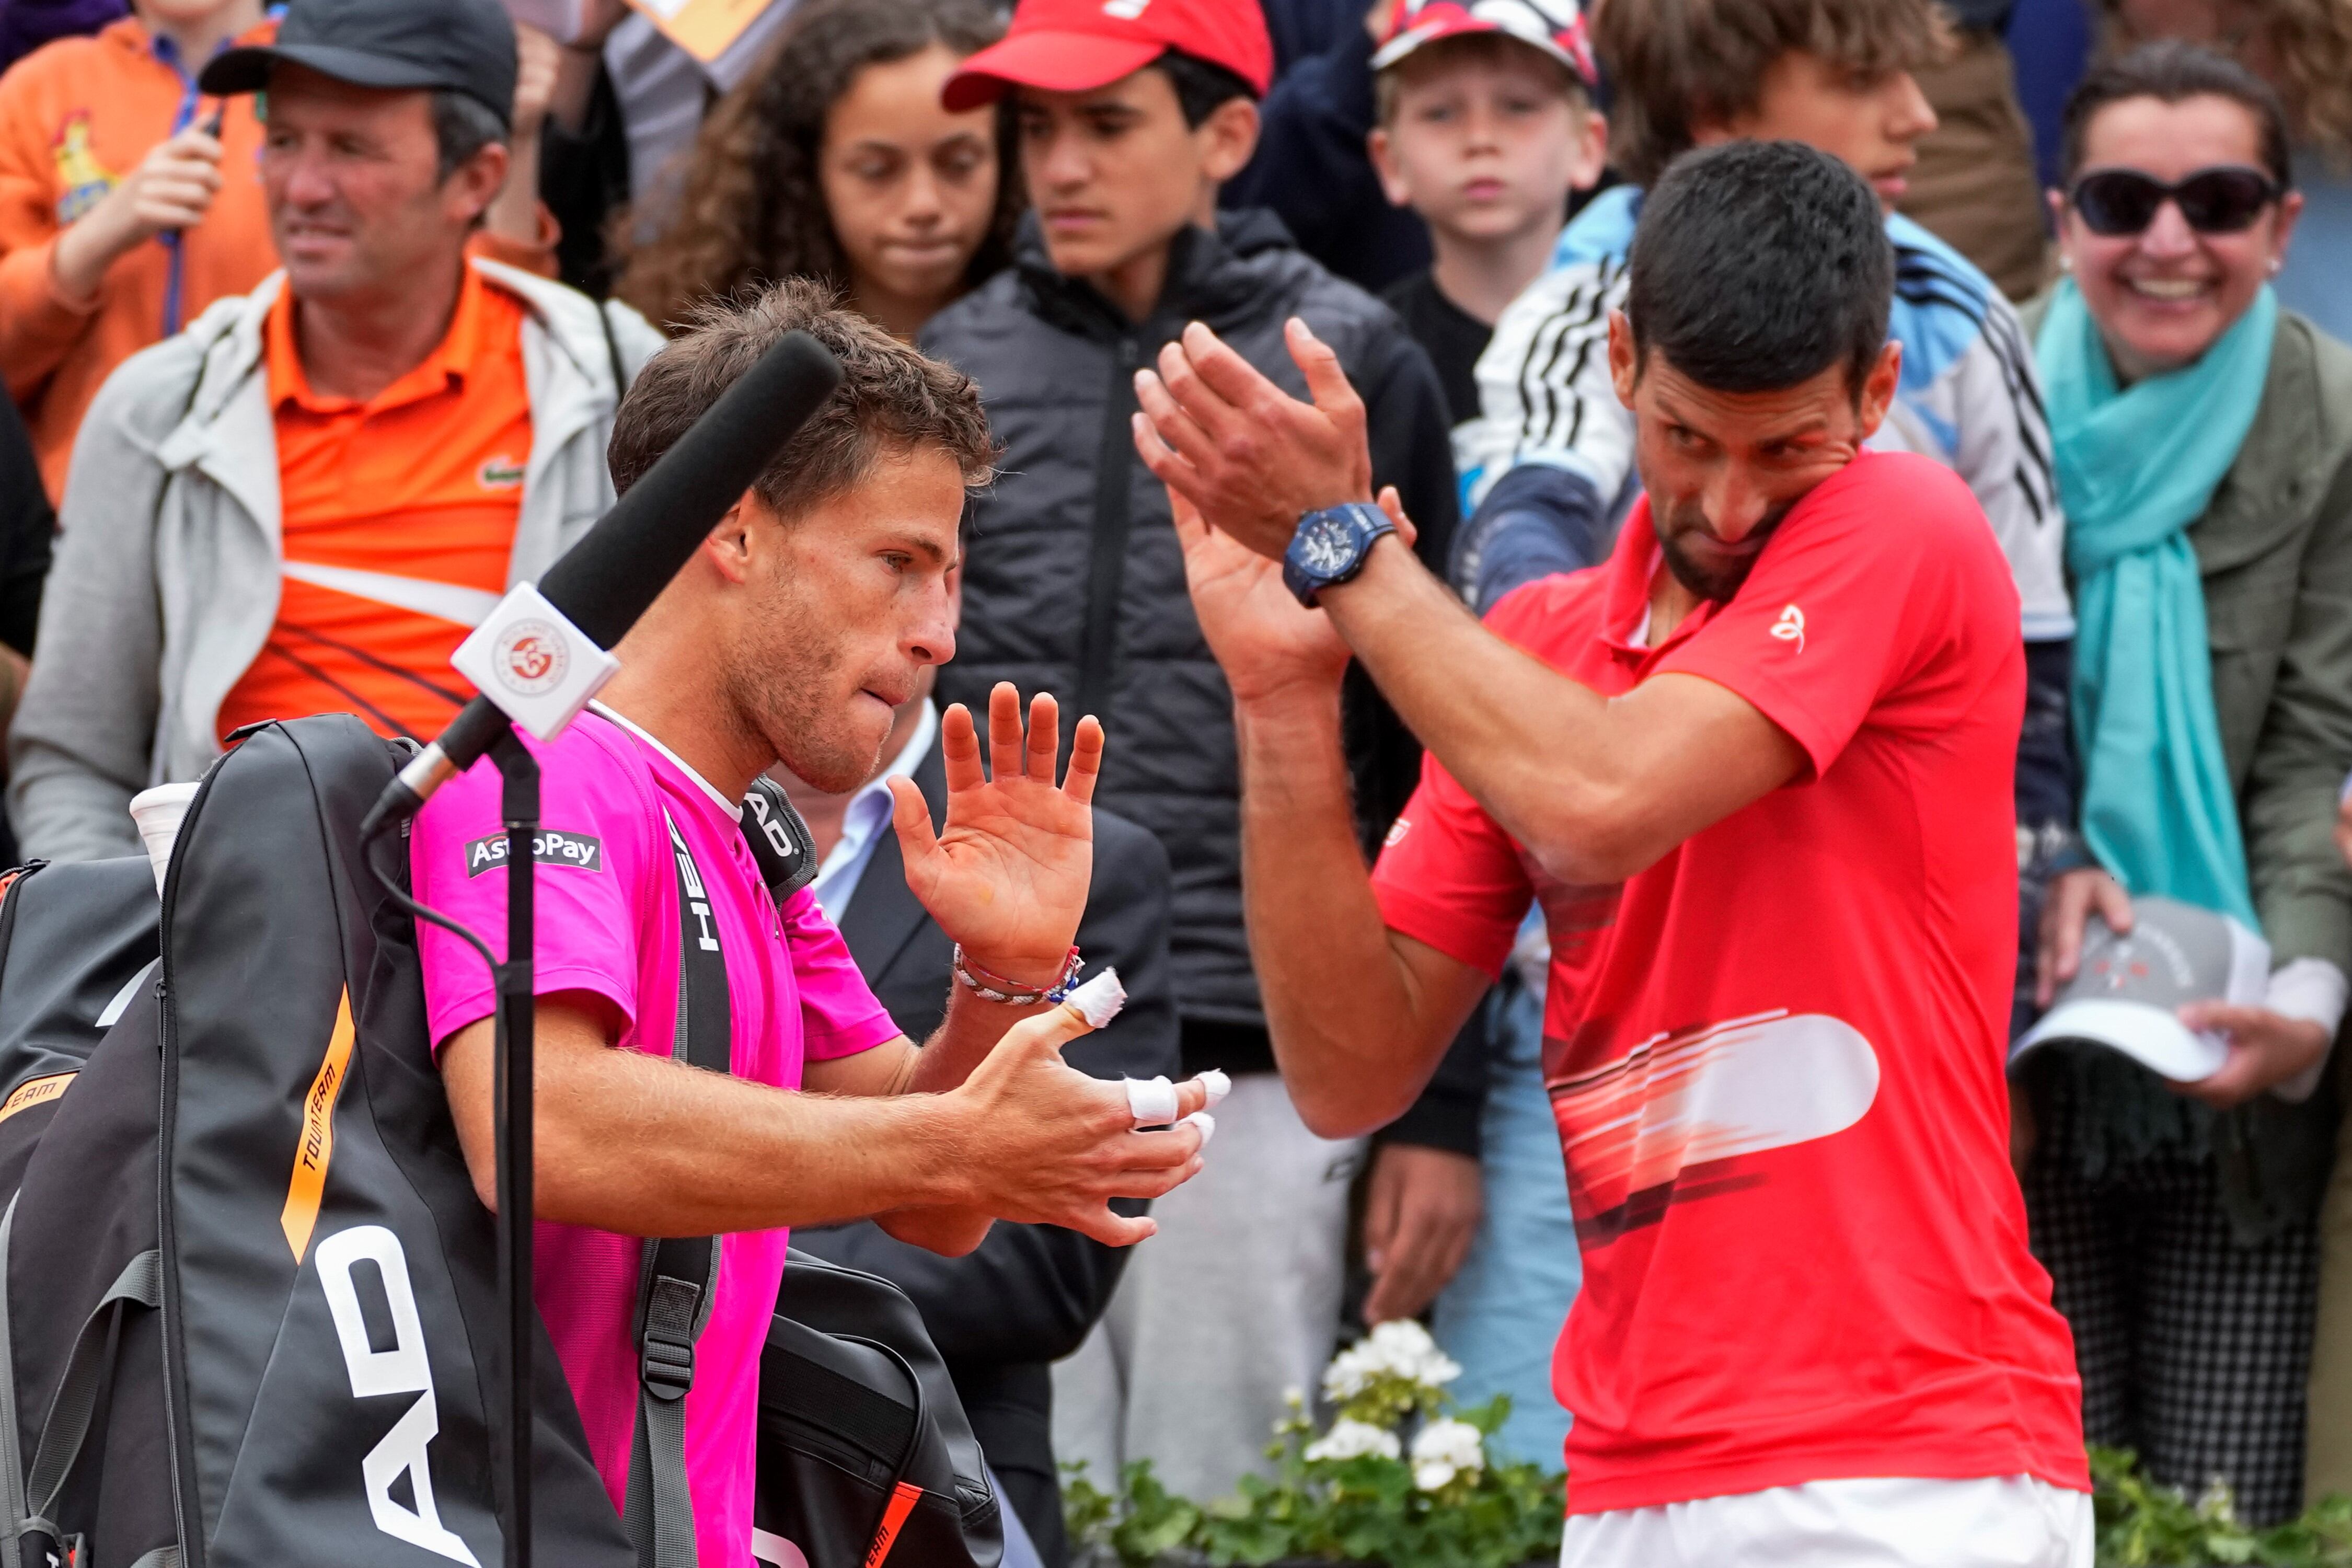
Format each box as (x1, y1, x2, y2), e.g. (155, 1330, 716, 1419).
(0, 714, 1004, 1568)
(0, 853, 159, 1205)
(0, 715, 635, 1568)
(756, 1253, 1002, 1568)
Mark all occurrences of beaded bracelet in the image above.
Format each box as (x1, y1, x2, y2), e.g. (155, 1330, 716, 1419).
(952, 944, 1084, 1006)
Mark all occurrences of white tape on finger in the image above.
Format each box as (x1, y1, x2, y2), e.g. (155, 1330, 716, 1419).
(1181, 1110, 1217, 1150)
(1067, 968, 1126, 1028)
(1198, 1069, 1231, 1108)
(1125, 1076, 1180, 1126)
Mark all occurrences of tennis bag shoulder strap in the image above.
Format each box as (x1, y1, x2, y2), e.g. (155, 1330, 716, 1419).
(624, 774, 823, 1568)
(625, 809, 730, 1568)
(621, 778, 817, 1566)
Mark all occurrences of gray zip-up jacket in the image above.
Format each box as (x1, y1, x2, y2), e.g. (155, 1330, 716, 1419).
(8, 259, 664, 861)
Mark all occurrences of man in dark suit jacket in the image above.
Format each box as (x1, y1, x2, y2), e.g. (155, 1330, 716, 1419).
(785, 681, 1179, 1568)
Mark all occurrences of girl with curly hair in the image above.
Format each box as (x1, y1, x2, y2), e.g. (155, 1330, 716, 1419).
(616, 0, 1021, 339)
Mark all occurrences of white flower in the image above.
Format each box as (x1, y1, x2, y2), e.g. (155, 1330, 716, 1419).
(1282, 1385, 1306, 1410)
(1371, 1320, 1463, 1387)
(1322, 1320, 1464, 1402)
(1304, 1418, 1402, 1463)
(1320, 1342, 1378, 1401)
(1408, 1419, 1485, 1491)
(1411, 1418, 1485, 1473)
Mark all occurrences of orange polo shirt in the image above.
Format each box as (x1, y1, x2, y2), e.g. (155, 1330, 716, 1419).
(216, 263, 532, 745)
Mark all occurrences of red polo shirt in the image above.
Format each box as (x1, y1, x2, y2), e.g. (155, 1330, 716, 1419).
(1370, 451, 2085, 1513)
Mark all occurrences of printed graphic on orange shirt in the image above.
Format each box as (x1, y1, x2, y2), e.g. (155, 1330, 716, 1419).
(477, 455, 524, 490)
(52, 112, 117, 223)
(1551, 1008, 1880, 1246)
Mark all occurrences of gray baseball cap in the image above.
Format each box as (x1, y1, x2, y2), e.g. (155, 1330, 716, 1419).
(2012, 895, 2270, 1082)
(199, 0, 517, 128)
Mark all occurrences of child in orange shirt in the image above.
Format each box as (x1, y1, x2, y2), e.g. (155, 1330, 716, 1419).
(0, 0, 276, 504)
(0, 2, 564, 508)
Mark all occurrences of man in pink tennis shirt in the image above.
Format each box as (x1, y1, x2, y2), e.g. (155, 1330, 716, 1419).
(1133, 145, 2089, 1564)
(408, 280, 1215, 1566)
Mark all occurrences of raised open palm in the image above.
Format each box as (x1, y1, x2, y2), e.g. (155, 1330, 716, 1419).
(890, 682, 1098, 987)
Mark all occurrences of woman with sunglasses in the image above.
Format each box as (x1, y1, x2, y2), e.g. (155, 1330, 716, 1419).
(2021, 40, 2352, 1524)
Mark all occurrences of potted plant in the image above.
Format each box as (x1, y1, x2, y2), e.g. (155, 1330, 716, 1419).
(1068, 1320, 1565, 1568)
(1069, 1353, 2352, 1566)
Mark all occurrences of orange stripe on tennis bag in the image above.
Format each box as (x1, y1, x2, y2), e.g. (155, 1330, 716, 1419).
(280, 989, 357, 1262)
(0, 717, 637, 1568)
(864, 1481, 924, 1566)
(754, 1244, 1004, 1568)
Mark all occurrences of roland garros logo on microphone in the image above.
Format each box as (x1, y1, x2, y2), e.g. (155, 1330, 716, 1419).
(493, 618, 569, 697)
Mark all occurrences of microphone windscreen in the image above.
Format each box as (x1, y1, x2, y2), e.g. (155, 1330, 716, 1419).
(540, 329, 843, 648)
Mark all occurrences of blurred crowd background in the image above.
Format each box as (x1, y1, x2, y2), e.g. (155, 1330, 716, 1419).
(3, 0, 2350, 1560)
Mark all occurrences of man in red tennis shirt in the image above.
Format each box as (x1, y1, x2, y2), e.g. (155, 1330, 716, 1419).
(1130, 141, 2090, 1563)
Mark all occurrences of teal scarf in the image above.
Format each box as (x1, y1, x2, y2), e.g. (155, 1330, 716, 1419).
(2037, 276, 2276, 929)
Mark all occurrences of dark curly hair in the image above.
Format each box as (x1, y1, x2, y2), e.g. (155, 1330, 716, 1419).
(615, 0, 1021, 333)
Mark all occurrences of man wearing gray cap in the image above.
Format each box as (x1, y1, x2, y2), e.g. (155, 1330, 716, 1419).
(8, 0, 661, 862)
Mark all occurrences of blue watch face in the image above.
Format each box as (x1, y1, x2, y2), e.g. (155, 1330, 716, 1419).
(1297, 516, 1357, 577)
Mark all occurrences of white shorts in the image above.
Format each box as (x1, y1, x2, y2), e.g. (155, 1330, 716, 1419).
(1558, 1475, 2093, 1567)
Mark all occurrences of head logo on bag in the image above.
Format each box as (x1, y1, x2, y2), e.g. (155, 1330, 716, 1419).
(317, 1225, 480, 1567)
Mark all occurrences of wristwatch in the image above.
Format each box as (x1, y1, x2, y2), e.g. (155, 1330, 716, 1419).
(1282, 502, 1396, 607)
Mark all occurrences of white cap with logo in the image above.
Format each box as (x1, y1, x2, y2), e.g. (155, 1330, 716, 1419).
(2012, 894, 2269, 1082)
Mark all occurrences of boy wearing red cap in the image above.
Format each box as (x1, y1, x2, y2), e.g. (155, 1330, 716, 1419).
(1369, 0, 1606, 441)
(925, 0, 1464, 1506)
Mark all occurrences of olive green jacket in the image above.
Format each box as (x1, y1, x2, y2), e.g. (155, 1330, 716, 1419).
(2025, 296, 2352, 1237)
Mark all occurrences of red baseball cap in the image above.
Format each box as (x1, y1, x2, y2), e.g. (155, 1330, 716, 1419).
(941, 0, 1275, 113)
(1373, 0, 1596, 89)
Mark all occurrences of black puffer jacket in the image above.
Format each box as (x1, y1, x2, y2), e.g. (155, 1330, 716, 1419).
(923, 210, 1458, 1038)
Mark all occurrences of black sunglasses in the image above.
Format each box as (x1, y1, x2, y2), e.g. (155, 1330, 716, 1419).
(2068, 165, 2281, 237)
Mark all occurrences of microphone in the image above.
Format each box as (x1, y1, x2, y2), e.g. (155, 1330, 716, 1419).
(361, 329, 844, 836)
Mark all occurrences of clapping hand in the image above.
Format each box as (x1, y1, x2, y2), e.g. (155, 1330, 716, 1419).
(1166, 484, 1413, 707)
(1132, 317, 1378, 560)
(891, 682, 1099, 989)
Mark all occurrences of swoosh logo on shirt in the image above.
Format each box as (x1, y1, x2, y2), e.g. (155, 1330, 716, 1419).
(1552, 1009, 1880, 1241)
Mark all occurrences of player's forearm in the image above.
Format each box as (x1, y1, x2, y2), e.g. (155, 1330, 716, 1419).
(856, 989, 1051, 1255)
(1235, 684, 1458, 1138)
(872, 1205, 993, 1257)
(1321, 537, 1642, 880)
(900, 982, 1055, 1097)
(467, 1034, 982, 1235)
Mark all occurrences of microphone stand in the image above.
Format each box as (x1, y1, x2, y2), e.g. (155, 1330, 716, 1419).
(488, 727, 539, 1568)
